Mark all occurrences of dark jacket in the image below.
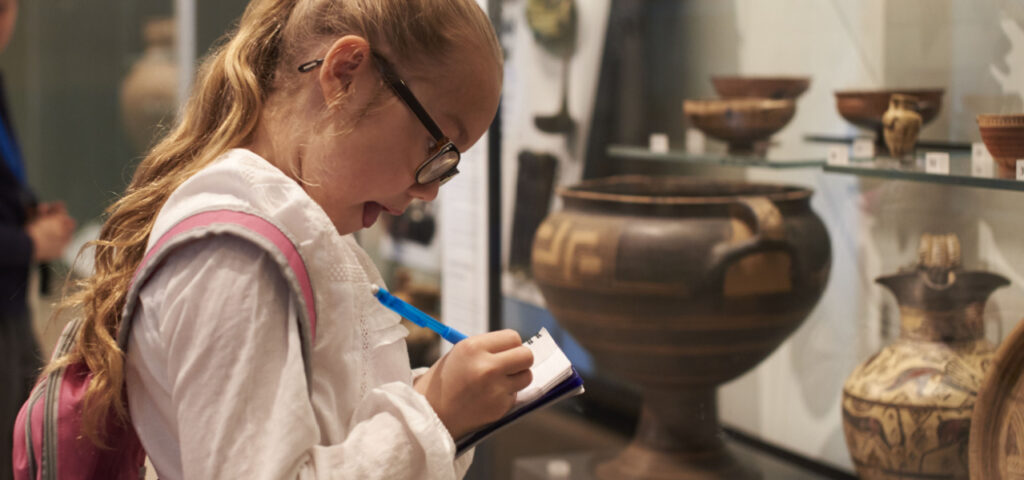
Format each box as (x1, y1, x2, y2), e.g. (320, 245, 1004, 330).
(0, 74, 37, 316)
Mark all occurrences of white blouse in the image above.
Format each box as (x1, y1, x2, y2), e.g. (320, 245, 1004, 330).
(125, 148, 472, 479)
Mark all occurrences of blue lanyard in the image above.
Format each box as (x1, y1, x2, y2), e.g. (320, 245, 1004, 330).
(0, 113, 26, 185)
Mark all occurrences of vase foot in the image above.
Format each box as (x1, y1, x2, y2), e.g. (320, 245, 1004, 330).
(726, 140, 770, 158)
(594, 442, 761, 480)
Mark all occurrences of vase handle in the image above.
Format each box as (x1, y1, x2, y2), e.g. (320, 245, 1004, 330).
(706, 196, 798, 295)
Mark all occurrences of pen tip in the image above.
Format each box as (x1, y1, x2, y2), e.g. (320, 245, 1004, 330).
(370, 284, 380, 294)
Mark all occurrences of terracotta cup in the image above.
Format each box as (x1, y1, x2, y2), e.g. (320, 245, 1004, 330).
(711, 76, 811, 100)
(977, 114, 1024, 178)
(835, 89, 944, 152)
(683, 98, 796, 155)
(835, 89, 944, 130)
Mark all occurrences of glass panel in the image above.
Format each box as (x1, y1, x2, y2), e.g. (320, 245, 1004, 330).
(608, 144, 827, 169)
(498, 1, 1024, 477)
(823, 153, 1024, 192)
(2, 0, 176, 223)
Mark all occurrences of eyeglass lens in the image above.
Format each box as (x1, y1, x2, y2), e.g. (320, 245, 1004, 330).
(417, 144, 460, 184)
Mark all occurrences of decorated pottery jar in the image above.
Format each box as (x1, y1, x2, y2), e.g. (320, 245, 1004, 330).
(842, 234, 1009, 480)
(532, 175, 831, 480)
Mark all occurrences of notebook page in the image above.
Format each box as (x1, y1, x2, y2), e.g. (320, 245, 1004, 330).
(512, 328, 574, 409)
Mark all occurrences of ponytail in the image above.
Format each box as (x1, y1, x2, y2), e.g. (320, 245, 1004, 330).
(52, 0, 298, 445)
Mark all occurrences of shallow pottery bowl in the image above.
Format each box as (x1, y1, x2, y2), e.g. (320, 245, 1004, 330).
(711, 76, 811, 100)
(682, 98, 796, 154)
(977, 114, 1024, 178)
(834, 89, 944, 131)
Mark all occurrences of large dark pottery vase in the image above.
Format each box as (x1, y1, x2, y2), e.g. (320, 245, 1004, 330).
(531, 176, 832, 479)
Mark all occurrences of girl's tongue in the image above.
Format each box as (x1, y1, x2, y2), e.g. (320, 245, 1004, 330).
(362, 202, 383, 228)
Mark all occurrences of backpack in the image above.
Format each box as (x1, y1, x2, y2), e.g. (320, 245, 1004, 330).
(12, 208, 318, 480)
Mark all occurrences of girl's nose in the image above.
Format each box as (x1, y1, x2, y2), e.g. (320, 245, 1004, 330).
(408, 180, 440, 202)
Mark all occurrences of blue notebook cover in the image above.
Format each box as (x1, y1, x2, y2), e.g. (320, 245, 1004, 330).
(455, 327, 585, 458)
(456, 368, 584, 455)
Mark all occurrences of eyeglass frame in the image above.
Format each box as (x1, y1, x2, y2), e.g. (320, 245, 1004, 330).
(297, 51, 461, 185)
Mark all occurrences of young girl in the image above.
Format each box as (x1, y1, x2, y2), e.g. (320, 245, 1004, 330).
(54, 0, 531, 478)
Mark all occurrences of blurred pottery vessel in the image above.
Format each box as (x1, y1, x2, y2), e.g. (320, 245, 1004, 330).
(120, 18, 178, 151)
(683, 98, 795, 156)
(711, 75, 811, 100)
(836, 89, 944, 152)
(970, 301, 1024, 478)
(842, 234, 1008, 480)
(977, 114, 1024, 178)
(532, 176, 831, 480)
(882, 94, 922, 161)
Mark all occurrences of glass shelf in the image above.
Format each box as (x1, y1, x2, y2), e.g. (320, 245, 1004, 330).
(823, 153, 1024, 192)
(607, 145, 826, 169)
(804, 133, 973, 152)
(608, 144, 1024, 193)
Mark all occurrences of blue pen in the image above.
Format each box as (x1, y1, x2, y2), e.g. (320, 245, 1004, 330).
(371, 284, 468, 344)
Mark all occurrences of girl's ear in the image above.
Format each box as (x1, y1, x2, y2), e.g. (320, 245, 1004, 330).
(317, 35, 374, 108)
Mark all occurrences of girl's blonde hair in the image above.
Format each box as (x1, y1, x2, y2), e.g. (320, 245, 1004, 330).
(50, 0, 500, 445)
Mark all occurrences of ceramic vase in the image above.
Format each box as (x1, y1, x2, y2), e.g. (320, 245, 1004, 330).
(882, 94, 922, 161)
(842, 233, 1008, 479)
(120, 18, 178, 151)
(532, 175, 832, 480)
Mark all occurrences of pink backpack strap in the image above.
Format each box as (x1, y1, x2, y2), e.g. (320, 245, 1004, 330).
(16, 310, 87, 480)
(13, 208, 318, 480)
(117, 208, 318, 381)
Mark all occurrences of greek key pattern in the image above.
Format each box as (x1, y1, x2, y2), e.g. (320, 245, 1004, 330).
(532, 216, 616, 286)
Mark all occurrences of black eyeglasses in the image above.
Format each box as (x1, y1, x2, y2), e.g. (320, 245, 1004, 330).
(298, 52, 460, 185)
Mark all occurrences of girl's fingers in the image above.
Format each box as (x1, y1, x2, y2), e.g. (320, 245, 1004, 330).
(505, 368, 533, 392)
(474, 329, 524, 353)
(493, 345, 534, 374)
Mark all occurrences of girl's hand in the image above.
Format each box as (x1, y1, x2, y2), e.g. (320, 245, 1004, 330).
(414, 329, 534, 439)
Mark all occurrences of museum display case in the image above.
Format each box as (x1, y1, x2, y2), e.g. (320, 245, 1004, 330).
(498, 1, 1024, 479)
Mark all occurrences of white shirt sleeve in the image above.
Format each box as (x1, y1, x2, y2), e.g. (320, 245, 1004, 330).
(126, 236, 472, 480)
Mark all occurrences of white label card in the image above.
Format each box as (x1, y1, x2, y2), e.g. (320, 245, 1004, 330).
(972, 142, 993, 178)
(686, 128, 706, 155)
(827, 146, 849, 166)
(852, 138, 876, 158)
(925, 152, 950, 175)
(1017, 160, 1024, 181)
(649, 133, 669, 154)
(973, 142, 988, 162)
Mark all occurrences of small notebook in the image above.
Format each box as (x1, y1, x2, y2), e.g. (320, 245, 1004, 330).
(455, 328, 584, 455)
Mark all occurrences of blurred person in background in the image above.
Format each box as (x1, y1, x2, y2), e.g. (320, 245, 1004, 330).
(0, 0, 76, 478)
